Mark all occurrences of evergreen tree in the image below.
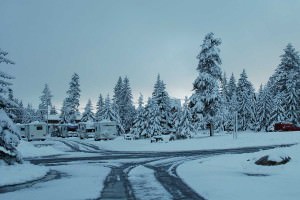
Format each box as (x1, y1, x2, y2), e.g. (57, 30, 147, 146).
(95, 94, 104, 121)
(0, 49, 22, 164)
(62, 73, 81, 123)
(113, 76, 123, 110)
(0, 49, 16, 111)
(37, 84, 53, 121)
(255, 85, 273, 131)
(81, 99, 95, 122)
(271, 44, 300, 123)
(137, 93, 144, 111)
(120, 77, 136, 132)
(189, 33, 222, 136)
(151, 74, 172, 134)
(145, 98, 161, 137)
(50, 106, 58, 115)
(130, 94, 145, 138)
(178, 97, 194, 139)
(236, 69, 256, 131)
(101, 95, 124, 134)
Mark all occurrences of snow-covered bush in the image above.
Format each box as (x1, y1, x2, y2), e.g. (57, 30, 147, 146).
(0, 109, 22, 165)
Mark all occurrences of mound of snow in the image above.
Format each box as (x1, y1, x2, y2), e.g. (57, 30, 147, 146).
(0, 162, 49, 187)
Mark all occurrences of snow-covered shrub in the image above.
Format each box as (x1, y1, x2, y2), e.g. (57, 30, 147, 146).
(0, 109, 22, 165)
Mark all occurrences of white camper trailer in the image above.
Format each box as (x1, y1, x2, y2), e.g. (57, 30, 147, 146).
(16, 124, 26, 139)
(94, 120, 118, 141)
(79, 121, 95, 139)
(25, 122, 47, 141)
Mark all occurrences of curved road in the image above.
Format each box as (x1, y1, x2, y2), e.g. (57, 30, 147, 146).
(2, 139, 294, 200)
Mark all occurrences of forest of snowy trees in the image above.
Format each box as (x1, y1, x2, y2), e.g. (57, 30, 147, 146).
(1, 32, 300, 146)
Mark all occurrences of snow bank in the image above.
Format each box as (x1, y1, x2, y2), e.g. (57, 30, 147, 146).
(17, 140, 64, 158)
(0, 163, 110, 200)
(177, 144, 300, 200)
(0, 162, 49, 187)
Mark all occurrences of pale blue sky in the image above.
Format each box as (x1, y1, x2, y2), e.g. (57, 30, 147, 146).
(1, 0, 300, 110)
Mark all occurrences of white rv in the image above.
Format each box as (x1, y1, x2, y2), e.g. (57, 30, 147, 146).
(79, 121, 95, 139)
(16, 124, 26, 139)
(25, 122, 47, 141)
(94, 120, 118, 141)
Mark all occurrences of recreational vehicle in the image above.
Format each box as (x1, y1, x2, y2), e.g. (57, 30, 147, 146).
(25, 122, 47, 141)
(16, 124, 26, 139)
(94, 120, 118, 141)
(79, 121, 95, 139)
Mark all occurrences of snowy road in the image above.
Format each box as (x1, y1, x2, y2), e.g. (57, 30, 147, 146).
(0, 138, 293, 200)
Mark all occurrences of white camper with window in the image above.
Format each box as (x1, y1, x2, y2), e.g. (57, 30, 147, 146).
(25, 122, 47, 141)
(79, 121, 95, 139)
(94, 120, 118, 141)
(16, 124, 26, 139)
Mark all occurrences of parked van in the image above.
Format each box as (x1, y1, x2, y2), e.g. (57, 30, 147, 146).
(25, 122, 47, 141)
(79, 121, 95, 139)
(94, 120, 118, 141)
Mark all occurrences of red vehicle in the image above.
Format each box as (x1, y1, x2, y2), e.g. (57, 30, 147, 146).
(274, 123, 300, 131)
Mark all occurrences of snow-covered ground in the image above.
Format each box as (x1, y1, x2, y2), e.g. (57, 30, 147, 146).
(0, 162, 110, 200)
(0, 162, 49, 187)
(177, 143, 300, 200)
(71, 131, 300, 152)
(2, 131, 300, 199)
(17, 140, 65, 158)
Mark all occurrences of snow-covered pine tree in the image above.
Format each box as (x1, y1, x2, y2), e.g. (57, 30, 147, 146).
(0, 49, 16, 111)
(22, 104, 35, 123)
(60, 98, 69, 123)
(236, 69, 256, 131)
(111, 99, 125, 134)
(81, 99, 95, 122)
(101, 95, 124, 134)
(50, 106, 58, 115)
(62, 73, 81, 123)
(146, 98, 161, 137)
(189, 33, 222, 136)
(95, 94, 104, 121)
(37, 84, 53, 122)
(269, 92, 286, 129)
(271, 44, 300, 123)
(120, 77, 136, 132)
(137, 93, 144, 111)
(130, 93, 145, 138)
(113, 76, 123, 111)
(178, 97, 194, 139)
(218, 72, 231, 131)
(226, 74, 239, 131)
(255, 84, 273, 131)
(151, 74, 172, 134)
(0, 49, 22, 164)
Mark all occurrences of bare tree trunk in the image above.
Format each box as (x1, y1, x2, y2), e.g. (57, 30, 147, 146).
(209, 122, 214, 137)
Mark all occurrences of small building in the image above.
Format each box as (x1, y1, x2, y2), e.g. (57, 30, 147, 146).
(47, 114, 61, 125)
(94, 120, 118, 141)
(59, 123, 78, 138)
